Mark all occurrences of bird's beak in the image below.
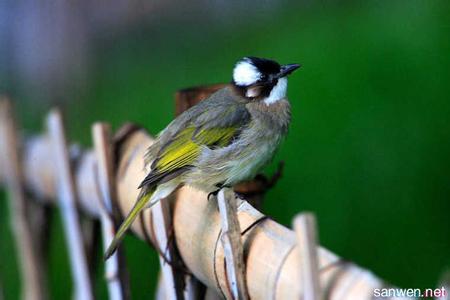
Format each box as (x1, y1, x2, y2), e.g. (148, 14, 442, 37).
(278, 63, 301, 78)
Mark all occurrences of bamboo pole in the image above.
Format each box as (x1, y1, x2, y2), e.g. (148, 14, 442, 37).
(152, 199, 185, 299)
(217, 188, 249, 300)
(184, 276, 207, 299)
(92, 123, 130, 300)
(153, 227, 202, 300)
(293, 213, 322, 300)
(156, 273, 166, 300)
(46, 110, 94, 300)
(0, 100, 47, 300)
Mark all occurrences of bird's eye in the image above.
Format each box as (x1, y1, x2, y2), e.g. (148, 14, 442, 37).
(260, 74, 267, 81)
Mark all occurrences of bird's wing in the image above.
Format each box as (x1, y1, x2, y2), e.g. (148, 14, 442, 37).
(139, 99, 250, 189)
(105, 90, 250, 259)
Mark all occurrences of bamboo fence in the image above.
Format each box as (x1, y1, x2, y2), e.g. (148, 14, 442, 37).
(0, 86, 403, 300)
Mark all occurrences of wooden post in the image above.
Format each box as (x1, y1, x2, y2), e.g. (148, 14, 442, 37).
(0, 99, 47, 300)
(217, 188, 249, 300)
(174, 84, 229, 116)
(46, 109, 93, 300)
(293, 212, 322, 300)
(92, 123, 130, 300)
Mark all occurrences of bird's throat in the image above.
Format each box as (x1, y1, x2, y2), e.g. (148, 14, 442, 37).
(264, 78, 287, 105)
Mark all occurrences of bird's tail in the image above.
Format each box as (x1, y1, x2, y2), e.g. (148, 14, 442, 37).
(104, 186, 156, 260)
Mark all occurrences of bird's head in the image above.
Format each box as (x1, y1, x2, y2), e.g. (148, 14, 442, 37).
(232, 57, 300, 104)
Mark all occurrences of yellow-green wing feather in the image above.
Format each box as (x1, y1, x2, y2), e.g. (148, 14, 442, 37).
(104, 188, 154, 259)
(141, 126, 238, 187)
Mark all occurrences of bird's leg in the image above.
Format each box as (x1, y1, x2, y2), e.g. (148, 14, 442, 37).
(208, 184, 248, 201)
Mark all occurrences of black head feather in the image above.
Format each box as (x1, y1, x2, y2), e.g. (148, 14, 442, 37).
(245, 57, 281, 75)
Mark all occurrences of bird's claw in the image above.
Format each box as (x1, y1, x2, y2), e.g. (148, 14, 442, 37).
(207, 190, 219, 201)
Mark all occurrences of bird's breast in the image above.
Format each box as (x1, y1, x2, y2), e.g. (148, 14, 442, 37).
(202, 114, 284, 187)
(186, 99, 291, 190)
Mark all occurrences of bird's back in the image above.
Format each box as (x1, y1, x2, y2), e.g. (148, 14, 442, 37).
(143, 86, 249, 171)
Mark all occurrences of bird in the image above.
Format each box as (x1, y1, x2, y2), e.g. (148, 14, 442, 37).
(104, 56, 300, 259)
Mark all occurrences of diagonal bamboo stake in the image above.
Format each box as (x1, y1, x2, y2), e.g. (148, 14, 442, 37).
(156, 273, 166, 300)
(0, 111, 394, 300)
(0, 101, 42, 298)
(0, 100, 47, 300)
(183, 275, 207, 299)
(294, 212, 322, 300)
(217, 188, 249, 300)
(92, 123, 130, 300)
(46, 110, 93, 300)
(156, 268, 209, 300)
(152, 199, 186, 299)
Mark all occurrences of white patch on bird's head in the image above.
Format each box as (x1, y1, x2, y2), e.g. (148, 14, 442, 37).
(233, 58, 261, 86)
(264, 78, 288, 105)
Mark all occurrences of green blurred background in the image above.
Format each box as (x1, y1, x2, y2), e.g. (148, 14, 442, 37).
(1, 0, 449, 298)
